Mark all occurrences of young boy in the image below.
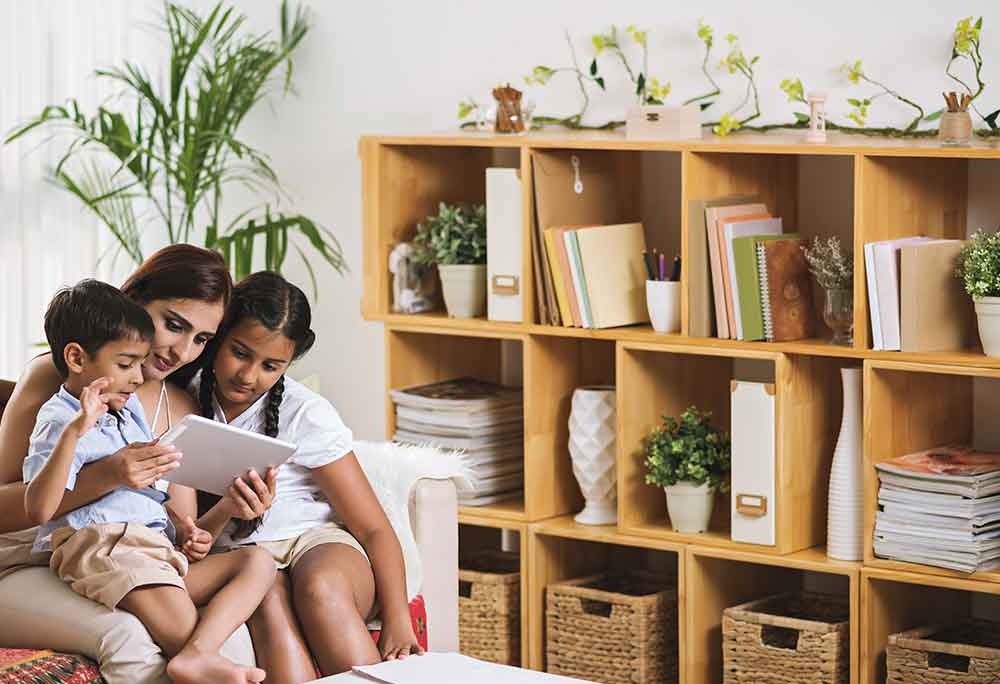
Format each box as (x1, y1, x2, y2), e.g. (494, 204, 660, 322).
(22, 280, 275, 684)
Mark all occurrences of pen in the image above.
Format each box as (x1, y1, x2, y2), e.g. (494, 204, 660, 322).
(659, 252, 665, 282)
(669, 255, 681, 282)
(642, 251, 655, 280)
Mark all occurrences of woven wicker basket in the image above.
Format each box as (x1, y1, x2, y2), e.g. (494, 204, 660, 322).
(546, 571, 678, 684)
(722, 591, 849, 684)
(887, 618, 1000, 683)
(458, 550, 520, 666)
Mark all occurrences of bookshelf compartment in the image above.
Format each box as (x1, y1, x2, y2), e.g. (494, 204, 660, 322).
(527, 530, 681, 677)
(618, 342, 849, 553)
(522, 336, 615, 521)
(385, 327, 527, 520)
(687, 547, 856, 684)
(527, 147, 682, 327)
(361, 142, 521, 319)
(864, 360, 1000, 580)
(684, 152, 855, 342)
(861, 568, 1000, 684)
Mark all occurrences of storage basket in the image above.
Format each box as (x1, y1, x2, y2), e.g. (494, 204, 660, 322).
(722, 591, 849, 684)
(458, 550, 520, 666)
(887, 618, 1000, 683)
(546, 570, 678, 684)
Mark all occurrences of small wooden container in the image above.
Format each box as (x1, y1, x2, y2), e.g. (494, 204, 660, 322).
(887, 618, 1000, 683)
(939, 111, 973, 146)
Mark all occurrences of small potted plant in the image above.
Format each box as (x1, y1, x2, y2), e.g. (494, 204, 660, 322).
(957, 228, 1000, 356)
(644, 406, 731, 534)
(802, 236, 854, 345)
(411, 201, 488, 318)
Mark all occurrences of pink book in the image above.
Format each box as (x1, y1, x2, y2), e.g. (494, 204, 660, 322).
(716, 211, 770, 337)
(705, 203, 767, 338)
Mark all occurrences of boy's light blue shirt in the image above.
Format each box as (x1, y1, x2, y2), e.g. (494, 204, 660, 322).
(23, 386, 172, 553)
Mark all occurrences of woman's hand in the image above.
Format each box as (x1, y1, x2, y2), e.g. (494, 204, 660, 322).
(101, 440, 182, 489)
(176, 516, 212, 562)
(377, 618, 426, 661)
(219, 467, 277, 520)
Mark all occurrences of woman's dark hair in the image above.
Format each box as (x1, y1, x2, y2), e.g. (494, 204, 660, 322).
(197, 271, 315, 537)
(121, 244, 233, 307)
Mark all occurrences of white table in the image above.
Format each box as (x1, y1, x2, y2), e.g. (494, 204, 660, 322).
(307, 653, 594, 683)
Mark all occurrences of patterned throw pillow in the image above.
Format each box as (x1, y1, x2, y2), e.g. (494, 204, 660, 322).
(0, 648, 103, 684)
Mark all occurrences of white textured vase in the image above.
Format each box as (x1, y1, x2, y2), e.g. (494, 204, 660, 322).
(827, 367, 863, 561)
(664, 481, 715, 533)
(568, 386, 617, 525)
(974, 297, 1000, 357)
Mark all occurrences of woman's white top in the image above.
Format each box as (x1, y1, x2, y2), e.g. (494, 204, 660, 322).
(189, 373, 354, 546)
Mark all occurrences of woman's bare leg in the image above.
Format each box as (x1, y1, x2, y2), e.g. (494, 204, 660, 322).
(290, 543, 380, 675)
(246, 570, 318, 684)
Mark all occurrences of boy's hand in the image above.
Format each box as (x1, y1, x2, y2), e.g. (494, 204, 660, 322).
(70, 377, 111, 436)
(177, 516, 212, 562)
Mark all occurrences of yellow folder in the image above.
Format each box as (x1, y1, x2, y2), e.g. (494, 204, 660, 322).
(575, 222, 650, 329)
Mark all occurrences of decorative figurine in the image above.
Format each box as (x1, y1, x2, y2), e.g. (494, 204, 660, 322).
(388, 242, 436, 314)
(806, 92, 828, 143)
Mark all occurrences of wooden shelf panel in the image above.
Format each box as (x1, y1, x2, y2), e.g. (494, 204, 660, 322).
(458, 499, 527, 527)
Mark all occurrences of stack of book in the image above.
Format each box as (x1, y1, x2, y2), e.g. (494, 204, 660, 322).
(697, 200, 814, 341)
(864, 237, 973, 352)
(874, 446, 1000, 573)
(390, 378, 524, 506)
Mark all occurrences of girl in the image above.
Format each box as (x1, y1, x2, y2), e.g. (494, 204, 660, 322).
(190, 271, 423, 681)
(0, 244, 274, 683)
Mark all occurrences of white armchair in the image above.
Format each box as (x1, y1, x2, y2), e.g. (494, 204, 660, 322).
(409, 478, 459, 651)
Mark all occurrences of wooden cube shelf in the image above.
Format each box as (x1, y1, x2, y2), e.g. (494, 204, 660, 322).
(864, 359, 1000, 582)
(618, 341, 851, 554)
(361, 132, 1000, 679)
(861, 567, 1000, 684)
(687, 545, 858, 684)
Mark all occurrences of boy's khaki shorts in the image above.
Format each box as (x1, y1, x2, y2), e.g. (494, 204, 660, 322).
(50, 522, 188, 610)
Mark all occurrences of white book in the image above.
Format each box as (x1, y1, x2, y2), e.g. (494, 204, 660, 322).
(563, 230, 593, 328)
(864, 242, 883, 350)
(393, 431, 522, 452)
(871, 237, 933, 351)
(458, 489, 523, 506)
(486, 168, 523, 322)
(723, 217, 782, 339)
(394, 417, 523, 438)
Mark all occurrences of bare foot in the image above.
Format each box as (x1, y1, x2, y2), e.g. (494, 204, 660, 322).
(167, 650, 266, 684)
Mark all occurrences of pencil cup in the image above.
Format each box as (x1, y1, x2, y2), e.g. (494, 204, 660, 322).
(646, 280, 681, 334)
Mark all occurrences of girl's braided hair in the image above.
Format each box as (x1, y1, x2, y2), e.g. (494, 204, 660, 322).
(197, 271, 315, 538)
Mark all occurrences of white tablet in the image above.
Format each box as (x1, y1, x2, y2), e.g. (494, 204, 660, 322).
(158, 414, 297, 495)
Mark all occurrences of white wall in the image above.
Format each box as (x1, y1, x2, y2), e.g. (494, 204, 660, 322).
(12, 1, 1000, 437)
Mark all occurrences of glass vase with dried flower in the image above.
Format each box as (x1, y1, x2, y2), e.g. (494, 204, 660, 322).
(802, 236, 854, 345)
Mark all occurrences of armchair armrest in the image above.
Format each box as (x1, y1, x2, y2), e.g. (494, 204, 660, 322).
(408, 478, 458, 652)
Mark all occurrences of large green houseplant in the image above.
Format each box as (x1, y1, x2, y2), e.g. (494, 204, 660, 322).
(411, 201, 487, 318)
(4, 1, 344, 293)
(644, 406, 731, 533)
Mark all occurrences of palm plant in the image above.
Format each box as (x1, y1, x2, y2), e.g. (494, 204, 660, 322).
(4, 1, 344, 293)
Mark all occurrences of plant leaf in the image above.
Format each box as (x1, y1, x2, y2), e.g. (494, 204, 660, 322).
(589, 58, 597, 76)
(922, 108, 944, 122)
(793, 112, 810, 122)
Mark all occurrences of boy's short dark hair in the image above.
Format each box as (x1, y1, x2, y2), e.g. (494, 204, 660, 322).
(44, 279, 155, 378)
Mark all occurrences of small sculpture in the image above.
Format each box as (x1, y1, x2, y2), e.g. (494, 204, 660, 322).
(806, 92, 827, 143)
(389, 242, 436, 314)
(493, 83, 527, 134)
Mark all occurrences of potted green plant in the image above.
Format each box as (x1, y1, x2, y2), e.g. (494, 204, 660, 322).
(411, 201, 488, 318)
(644, 406, 731, 533)
(802, 236, 854, 345)
(957, 228, 1000, 356)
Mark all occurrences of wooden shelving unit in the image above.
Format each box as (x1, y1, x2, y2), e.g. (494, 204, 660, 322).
(360, 130, 1000, 684)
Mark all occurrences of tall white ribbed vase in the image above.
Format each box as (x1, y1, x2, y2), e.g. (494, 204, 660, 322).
(827, 367, 863, 561)
(568, 386, 617, 525)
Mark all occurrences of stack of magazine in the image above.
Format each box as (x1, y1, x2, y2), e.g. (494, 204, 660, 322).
(390, 378, 524, 506)
(874, 446, 1000, 573)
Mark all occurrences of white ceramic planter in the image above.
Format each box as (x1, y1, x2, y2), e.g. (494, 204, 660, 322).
(664, 481, 714, 533)
(975, 296, 1000, 357)
(568, 386, 617, 525)
(827, 367, 863, 561)
(438, 264, 486, 318)
(645, 280, 681, 334)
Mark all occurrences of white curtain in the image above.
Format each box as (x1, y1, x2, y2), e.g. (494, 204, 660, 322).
(0, 0, 159, 380)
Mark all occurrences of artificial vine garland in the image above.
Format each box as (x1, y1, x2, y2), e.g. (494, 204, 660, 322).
(459, 16, 997, 138)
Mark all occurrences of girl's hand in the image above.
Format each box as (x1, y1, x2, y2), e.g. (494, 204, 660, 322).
(102, 440, 182, 489)
(177, 516, 212, 562)
(377, 619, 426, 661)
(220, 467, 277, 520)
(70, 377, 111, 436)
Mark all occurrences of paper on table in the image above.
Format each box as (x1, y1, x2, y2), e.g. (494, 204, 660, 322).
(352, 652, 594, 684)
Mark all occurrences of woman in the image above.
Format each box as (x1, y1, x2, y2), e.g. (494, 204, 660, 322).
(186, 272, 423, 682)
(0, 245, 275, 684)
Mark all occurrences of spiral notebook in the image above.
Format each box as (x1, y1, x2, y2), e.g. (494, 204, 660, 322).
(756, 238, 814, 342)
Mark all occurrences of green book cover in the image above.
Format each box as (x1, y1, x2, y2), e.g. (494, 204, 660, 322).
(565, 231, 594, 328)
(733, 233, 799, 341)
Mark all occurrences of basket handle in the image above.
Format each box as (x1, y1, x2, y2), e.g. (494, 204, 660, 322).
(459, 580, 472, 598)
(579, 597, 612, 618)
(928, 652, 970, 673)
(760, 625, 800, 651)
